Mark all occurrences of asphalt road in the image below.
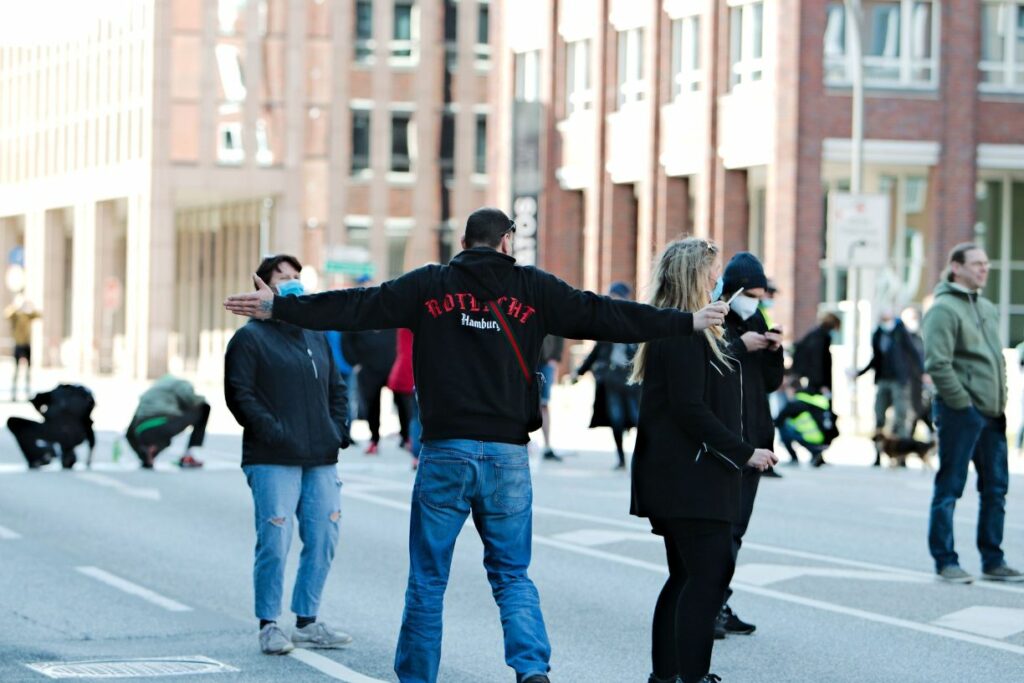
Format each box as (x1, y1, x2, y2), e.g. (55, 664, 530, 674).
(2, 410, 1024, 682)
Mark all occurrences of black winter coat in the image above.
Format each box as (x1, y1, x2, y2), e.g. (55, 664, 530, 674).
(631, 335, 754, 524)
(577, 341, 639, 429)
(224, 319, 350, 467)
(342, 329, 397, 382)
(792, 325, 834, 393)
(857, 321, 922, 384)
(724, 310, 785, 448)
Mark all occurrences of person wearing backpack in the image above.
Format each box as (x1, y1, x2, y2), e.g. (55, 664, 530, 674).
(6, 383, 95, 469)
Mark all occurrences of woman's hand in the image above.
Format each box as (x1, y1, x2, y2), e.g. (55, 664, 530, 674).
(746, 448, 779, 472)
(693, 301, 729, 331)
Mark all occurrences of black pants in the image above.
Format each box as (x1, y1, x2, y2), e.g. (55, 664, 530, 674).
(651, 518, 734, 683)
(358, 373, 387, 444)
(394, 392, 415, 442)
(7, 417, 82, 468)
(722, 467, 761, 605)
(127, 403, 210, 462)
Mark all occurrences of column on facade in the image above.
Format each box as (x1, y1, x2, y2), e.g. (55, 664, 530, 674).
(70, 202, 99, 374)
(40, 209, 70, 367)
(21, 211, 48, 366)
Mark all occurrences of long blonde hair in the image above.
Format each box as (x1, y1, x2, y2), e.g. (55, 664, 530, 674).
(630, 238, 733, 383)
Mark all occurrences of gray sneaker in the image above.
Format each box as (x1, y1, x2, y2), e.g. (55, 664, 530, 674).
(937, 565, 974, 584)
(292, 622, 353, 649)
(259, 623, 294, 655)
(982, 564, 1024, 582)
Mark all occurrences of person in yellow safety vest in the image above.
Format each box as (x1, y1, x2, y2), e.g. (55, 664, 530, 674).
(774, 386, 839, 468)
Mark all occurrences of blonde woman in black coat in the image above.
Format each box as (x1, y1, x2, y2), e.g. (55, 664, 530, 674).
(631, 238, 777, 683)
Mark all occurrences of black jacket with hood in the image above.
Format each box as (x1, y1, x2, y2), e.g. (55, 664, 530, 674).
(724, 309, 785, 449)
(272, 247, 696, 445)
(224, 319, 351, 467)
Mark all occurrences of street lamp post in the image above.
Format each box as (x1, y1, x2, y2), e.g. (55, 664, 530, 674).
(844, 0, 866, 424)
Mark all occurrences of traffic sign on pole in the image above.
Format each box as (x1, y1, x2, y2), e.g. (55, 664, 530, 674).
(828, 193, 890, 267)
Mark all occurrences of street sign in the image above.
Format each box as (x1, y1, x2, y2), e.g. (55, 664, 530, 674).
(324, 260, 374, 278)
(828, 192, 890, 267)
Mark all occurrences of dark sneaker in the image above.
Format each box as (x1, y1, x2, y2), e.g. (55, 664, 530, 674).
(720, 604, 755, 635)
(762, 467, 782, 478)
(699, 676, 722, 683)
(259, 623, 294, 655)
(292, 621, 353, 649)
(647, 675, 680, 683)
(713, 611, 726, 639)
(522, 676, 550, 683)
(937, 565, 973, 584)
(542, 450, 563, 462)
(982, 565, 1024, 582)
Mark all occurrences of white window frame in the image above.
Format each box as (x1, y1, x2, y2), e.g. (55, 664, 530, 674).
(350, 104, 373, 178)
(729, 0, 765, 89)
(473, 109, 488, 178)
(515, 50, 541, 103)
(354, 0, 376, 65)
(214, 44, 247, 102)
(566, 39, 593, 116)
(475, 0, 492, 66)
(980, 0, 1024, 93)
(824, 0, 941, 90)
(217, 122, 244, 165)
(390, 0, 420, 67)
(975, 172, 1024, 346)
(388, 106, 416, 181)
(617, 28, 646, 107)
(671, 14, 702, 96)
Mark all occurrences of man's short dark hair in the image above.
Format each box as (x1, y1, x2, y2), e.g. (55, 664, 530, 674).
(464, 207, 514, 248)
(256, 254, 302, 289)
(946, 242, 981, 282)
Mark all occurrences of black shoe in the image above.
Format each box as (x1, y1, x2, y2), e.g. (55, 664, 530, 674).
(713, 611, 727, 639)
(720, 604, 755, 635)
(613, 462, 626, 471)
(762, 467, 782, 478)
(648, 675, 680, 683)
(811, 454, 826, 468)
(698, 676, 722, 683)
(542, 450, 563, 462)
(522, 676, 550, 683)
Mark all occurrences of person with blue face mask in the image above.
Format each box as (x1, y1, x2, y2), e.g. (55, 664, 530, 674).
(224, 254, 354, 656)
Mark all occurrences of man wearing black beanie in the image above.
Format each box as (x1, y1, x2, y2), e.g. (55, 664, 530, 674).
(716, 252, 785, 638)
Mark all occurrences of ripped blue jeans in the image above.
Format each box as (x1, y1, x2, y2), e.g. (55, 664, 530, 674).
(243, 464, 342, 621)
(395, 440, 550, 683)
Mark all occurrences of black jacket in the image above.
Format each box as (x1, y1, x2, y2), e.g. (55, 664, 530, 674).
(724, 310, 785, 448)
(224, 319, 350, 467)
(792, 325, 833, 392)
(631, 335, 755, 523)
(272, 248, 696, 445)
(577, 341, 639, 429)
(32, 384, 96, 451)
(857, 321, 922, 384)
(341, 329, 397, 381)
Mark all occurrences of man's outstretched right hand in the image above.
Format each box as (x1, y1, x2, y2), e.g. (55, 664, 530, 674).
(224, 274, 275, 320)
(693, 301, 729, 331)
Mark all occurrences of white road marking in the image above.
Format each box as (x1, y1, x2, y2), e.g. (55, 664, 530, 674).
(0, 523, 22, 539)
(75, 567, 192, 612)
(288, 648, 388, 683)
(932, 606, 1024, 639)
(551, 529, 657, 546)
(733, 562, 929, 587)
(879, 506, 1024, 531)
(25, 656, 238, 679)
(75, 472, 161, 501)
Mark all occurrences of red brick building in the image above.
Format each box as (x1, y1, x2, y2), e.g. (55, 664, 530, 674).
(493, 0, 1024, 346)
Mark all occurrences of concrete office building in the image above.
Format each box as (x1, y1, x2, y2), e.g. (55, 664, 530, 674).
(493, 0, 1024, 344)
(0, 0, 494, 379)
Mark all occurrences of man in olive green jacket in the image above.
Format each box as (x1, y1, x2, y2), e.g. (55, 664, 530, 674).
(923, 243, 1021, 583)
(126, 375, 210, 469)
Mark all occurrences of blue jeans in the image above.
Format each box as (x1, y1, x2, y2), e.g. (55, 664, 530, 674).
(777, 422, 823, 461)
(928, 400, 1009, 572)
(243, 464, 342, 621)
(394, 440, 550, 683)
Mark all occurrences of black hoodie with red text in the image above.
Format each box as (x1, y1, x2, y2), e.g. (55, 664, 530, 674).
(272, 247, 695, 444)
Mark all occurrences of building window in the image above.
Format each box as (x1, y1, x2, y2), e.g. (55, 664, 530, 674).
(980, 0, 1024, 92)
(671, 15, 702, 96)
(729, 0, 765, 88)
(976, 177, 1024, 345)
(617, 28, 645, 106)
(440, 111, 455, 180)
(391, 0, 419, 63)
(215, 44, 247, 102)
(474, 113, 487, 175)
(388, 225, 412, 278)
(391, 111, 412, 173)
(824, 0, 940, 89)
(217, 122, 244, 164)
(444, 0, 458, 68)
(515, 50, 541, 102)
(351, 109, 371, 174)
(476, 0, 491, 63)
(355, 0, 374, 63)
(566, 39, 593, 115)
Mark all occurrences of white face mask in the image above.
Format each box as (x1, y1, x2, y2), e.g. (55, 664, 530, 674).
(730, 295, 760, 321)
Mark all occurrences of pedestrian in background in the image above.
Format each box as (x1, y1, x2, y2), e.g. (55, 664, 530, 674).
(791, 312, 842, 396)
(224, 207, 730, 683)
(574, 282, 642, 470)
(630, 238, 777, 683)
(343, 325, 397, 455)
(534, 334, 564, 461)
(326, 330, 358, 424)
(4, 293, 40, 401)
(224, 254, 354, 655)
(901, 305, 934, 440)
(388, 327, 416, 452)
(717, 252, 785, 639)
(854, 309, 922, 465)
(126, 375, 210, 469)
(923, 243, 1022, 583)
(7, 383, 95, 469)
(775, 382, 839, 467)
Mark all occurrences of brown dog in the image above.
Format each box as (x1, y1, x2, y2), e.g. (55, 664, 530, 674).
(872, 432, 935, 469)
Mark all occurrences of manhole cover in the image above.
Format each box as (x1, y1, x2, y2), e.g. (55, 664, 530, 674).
(26, 656, 239, 679)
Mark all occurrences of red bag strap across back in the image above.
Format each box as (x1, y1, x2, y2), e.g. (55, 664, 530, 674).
(488, 301, 533, 385)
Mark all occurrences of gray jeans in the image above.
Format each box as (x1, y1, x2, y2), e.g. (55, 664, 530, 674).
(875, 379, 911, 437)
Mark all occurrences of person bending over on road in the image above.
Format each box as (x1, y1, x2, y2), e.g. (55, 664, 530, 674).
(630, 239, 777, 683)
(224, 254, 354, 655)
(224, 207, 729, 683)
(126, 375, 210, 469)
(7, 383, 95, 469)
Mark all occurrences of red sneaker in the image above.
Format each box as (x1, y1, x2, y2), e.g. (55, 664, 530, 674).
(365, 442, 379, 456)
(178, 454, 204, 468)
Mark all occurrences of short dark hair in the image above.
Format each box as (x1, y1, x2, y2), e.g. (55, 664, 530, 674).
(464, 207, 514, 248)
(946, 242, 981, 282)
(256, 254, 302, 289)
(820, 312, 842, 331)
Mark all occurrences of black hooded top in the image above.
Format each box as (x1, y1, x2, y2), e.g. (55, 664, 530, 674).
(272, 247, 696, 444)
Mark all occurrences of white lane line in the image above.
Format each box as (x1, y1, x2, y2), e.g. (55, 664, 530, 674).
(75, 567, 192, 612)
(879, 506, 1024, 532)
(289, 649, 387, 683)
(932, 606, 1024, 639)
(75, 472, 161, 501)
(0, 523, 22, 539)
